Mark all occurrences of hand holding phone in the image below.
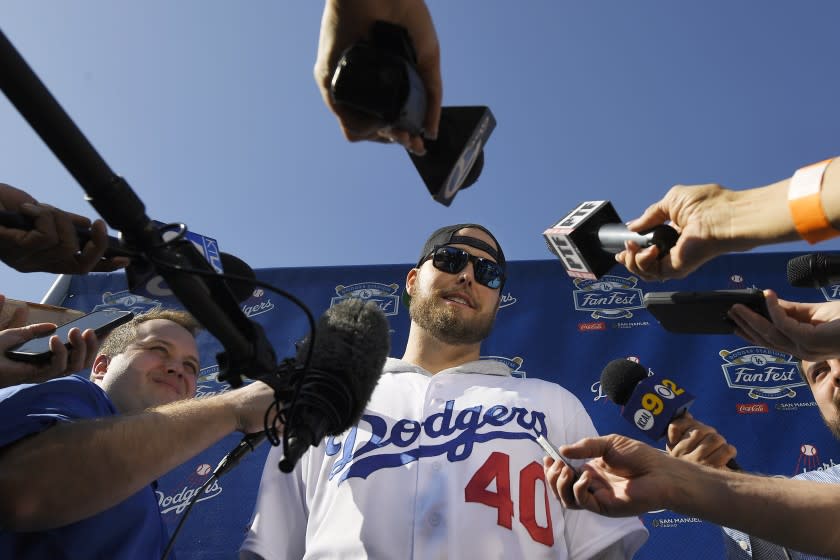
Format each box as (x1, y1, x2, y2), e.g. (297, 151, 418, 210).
(537, 435, 580, 482)
(5, 309, 133, 364)
(644, 288, 771, 334)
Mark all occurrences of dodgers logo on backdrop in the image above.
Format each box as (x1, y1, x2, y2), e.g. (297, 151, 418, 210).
(242, 288, 275, 318)
(481, 355, 526, 378)
(193, 365, 234, 399)
(157, 463, 223, 516)
(720, 346, 804, 399)
(331, 282, 400, 316)
(572, 275, 644, 320)
(325, 400, 548, 483)
(498, 291, 517, 309)
(92, 290, 162, 315)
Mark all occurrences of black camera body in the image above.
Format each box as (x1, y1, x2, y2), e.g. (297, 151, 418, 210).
(330, 22, 496, 207)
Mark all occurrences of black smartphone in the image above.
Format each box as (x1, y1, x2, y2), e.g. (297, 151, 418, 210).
(643, 288, 770, 334)
(6, 309, 134, 363)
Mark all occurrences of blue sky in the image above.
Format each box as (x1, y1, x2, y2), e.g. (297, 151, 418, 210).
(1, 1, 839, 303)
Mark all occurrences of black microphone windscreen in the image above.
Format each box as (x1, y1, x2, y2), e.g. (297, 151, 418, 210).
(297, 298, 390, 433)
(787, 253, 823, 287)
(600, 359, 648, 405)
(220, 252, 257, 303)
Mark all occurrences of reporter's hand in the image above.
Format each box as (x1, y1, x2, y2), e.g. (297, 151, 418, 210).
(0, 294, 28, 330)
(615, 184, 748, 281)
(544, 434, 670, 517)
(314, 0, 442, 155)
(226, 380, 282, 436)
(0, 323, 99, 387)
(0, 183, 129, 274)
(729, 291, 840, 362)
(666, 411, 738, 470)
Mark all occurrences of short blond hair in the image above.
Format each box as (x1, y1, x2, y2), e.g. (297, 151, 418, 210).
(97, 309, 201, 358)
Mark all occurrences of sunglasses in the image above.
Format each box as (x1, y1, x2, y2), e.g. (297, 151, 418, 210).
(420, 246, 505, 289)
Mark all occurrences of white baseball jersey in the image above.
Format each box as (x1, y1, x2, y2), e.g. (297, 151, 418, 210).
(241, 358, 647, 559)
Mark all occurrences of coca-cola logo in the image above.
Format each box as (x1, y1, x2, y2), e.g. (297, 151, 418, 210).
(736, 403, 768, 414)
(578, 322, 606, 332)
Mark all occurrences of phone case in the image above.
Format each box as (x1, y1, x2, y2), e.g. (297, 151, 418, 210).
(643, 289, 770, 334)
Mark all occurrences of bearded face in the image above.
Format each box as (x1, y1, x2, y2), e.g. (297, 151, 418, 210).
(408, 267, 498, 345)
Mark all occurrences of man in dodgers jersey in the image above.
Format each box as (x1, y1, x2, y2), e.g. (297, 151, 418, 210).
(240, 224, 647, 559)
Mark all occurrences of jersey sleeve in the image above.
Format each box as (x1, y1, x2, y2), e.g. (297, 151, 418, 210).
(240, 443, 310, 560)
(0, 375, 114, 449)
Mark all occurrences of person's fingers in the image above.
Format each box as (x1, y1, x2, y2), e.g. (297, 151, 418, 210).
(80, 329, 99, 369)
(76, 219, 110, 273)
(64, 328, 86, 374)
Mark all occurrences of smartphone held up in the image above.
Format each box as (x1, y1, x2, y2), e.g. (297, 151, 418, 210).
(5, 309, 134, 363)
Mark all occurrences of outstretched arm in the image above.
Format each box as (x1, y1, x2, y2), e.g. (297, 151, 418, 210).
(0, 380, 277, 531)
(615, 157, 840, 281)
(544, 434, 840, 558)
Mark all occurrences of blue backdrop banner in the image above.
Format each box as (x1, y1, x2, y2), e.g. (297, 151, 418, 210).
(59, 251, 839, 559)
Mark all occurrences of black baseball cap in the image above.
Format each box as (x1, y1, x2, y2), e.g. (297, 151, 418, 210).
(414, 224, 506, 270)
(403, 224, 506, 307)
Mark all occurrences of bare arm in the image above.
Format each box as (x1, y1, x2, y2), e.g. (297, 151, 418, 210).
(0, 380, 275, 531)
(616, 157, 840, 281)
(544, 435, 840, 558)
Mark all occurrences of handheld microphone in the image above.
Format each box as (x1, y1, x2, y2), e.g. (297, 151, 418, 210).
(278, 298, 390, 472)
(600, 358, 739, 470)
(0, 209, 133, 258)
(330, 21, 496, 206)
(543, 201, 679, 280)
(786, 253, 840, 288)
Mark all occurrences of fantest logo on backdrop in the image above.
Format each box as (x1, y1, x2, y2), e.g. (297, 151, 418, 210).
(820, 283, 840, 301)
(92, 290, 162, 315)
(572, 275, 647, 327)
(331, 282, 400, 316)
(480, 355, 526, 379)
(719, 346, 804, 400)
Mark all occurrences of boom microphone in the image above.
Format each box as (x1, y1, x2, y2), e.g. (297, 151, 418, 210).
(214, 298, 390, 477)
(278, 298, 390, 472)
(600, 358, 739, 470)
(786, 253, 840, 288)
(543, 201, 679, 280)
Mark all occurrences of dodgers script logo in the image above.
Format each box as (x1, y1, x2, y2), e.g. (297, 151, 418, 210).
(573, 275, 643, 319)
(241, 288, 275, 318)
(331, 282, 400, 316)
(481, 355, 526, 379)
(498, 291, 517, 309)
(720, 346, 804, 399)
(157, 463, 223, 516)
(325, 400, 548, 483)
(92, 290, 161, 315)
